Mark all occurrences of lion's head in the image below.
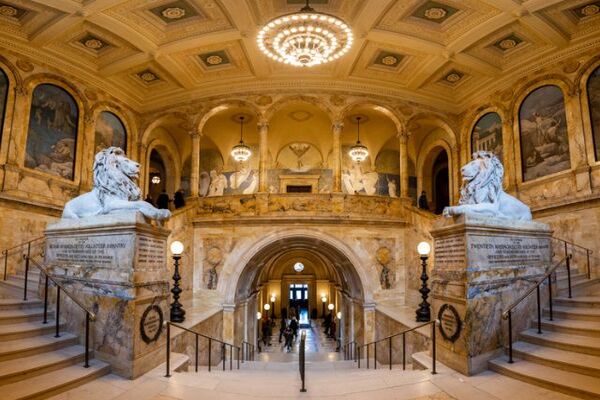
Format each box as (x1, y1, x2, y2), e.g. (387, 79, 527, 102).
(93, 147, 141, 204)
(458, 151, 503, 205)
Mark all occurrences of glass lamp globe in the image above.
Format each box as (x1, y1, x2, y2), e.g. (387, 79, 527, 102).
(270, 295, 276, 303)
(336, 311, 342, 319)
(256, 312, 262, 320)
(328, 303, 334, 311)
(417, 241, 431, 256)
(170, 241, 184, 255)
(264, 303, 271, 311)
(321, 295, 327, 303)
(151, 175, 161, 184)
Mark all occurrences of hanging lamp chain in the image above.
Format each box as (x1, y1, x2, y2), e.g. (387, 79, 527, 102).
(239, 116, 245, 143)
(356, 116, 361, 143)
(300, 0, 314, 12)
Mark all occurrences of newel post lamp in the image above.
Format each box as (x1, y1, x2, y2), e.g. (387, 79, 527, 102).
(270, 294, 276, 318)
(169, 241, 185, 323)
(321, 295, 327, 317)
(415, 241, 431, 322)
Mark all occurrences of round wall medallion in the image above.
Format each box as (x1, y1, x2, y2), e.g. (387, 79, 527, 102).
(498, 39, 517, 50)
(162, 7, 186, 19)
(140, 72, 157, 82)
(437, 303, 462, 342)
(0, 5, 18, 17)
(206, 55, 223, 65)
(140, 304, 164, 344)
(206, 247, 222, 266)
(446, 73, 461, 83)
(84, 39, 104, 50)
(581, 4, 599, 16)
(294, 262, 304, 272)
(424, 7, 447, 20)
(381, 55, 398, 66)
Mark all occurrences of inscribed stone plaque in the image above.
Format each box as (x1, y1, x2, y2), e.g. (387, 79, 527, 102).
(434, 235, 465, 269)
(467, 234, 550, 268)
(438, 303, 461, 342)
(47, 235, 131, 267)
(140, 304, 163, 344)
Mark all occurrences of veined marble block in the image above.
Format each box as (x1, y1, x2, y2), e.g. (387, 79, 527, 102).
(431, 214, 552, 375)
(44, 211, 170, 379)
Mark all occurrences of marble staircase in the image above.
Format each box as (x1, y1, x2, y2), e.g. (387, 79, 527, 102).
(0, 281, 110, 399)
(489, 273, 600, 399)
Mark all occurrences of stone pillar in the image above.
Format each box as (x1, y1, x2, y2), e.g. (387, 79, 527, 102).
(430, 215, 552, 375)
(332, 121, 343, 192)
(243, 300, 249, 343)
(349, 300, 355, 342)
(258, 120, 269, 192)
(398, 130, 409, 198)
(44, 212, 171, 379)
(501, 116, 517, 194)
(223, 304, 235, 344)
(190, 133, 201, 197)
(138, 143, 149, 196)
(81, 114, 96, 192)
(565, 90, 592, 194)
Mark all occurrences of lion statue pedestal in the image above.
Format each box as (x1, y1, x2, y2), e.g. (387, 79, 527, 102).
(430, 151, 552, 376)
(42, 148, 172, 379)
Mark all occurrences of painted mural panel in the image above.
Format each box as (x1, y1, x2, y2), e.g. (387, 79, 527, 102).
(519, 85, 570, 181)
(471, 112, 502, 160)
(0, 69, 7, 141)
(25, 84, 78, 180)
(95, 111, 127, 154)
(587, 66, 600, 161)
(341, 145, 399, 197)
(201, 144, 259, 196)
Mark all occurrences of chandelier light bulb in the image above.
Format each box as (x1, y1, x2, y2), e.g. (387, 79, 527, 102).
(231, 115, 252, 162)
(256, 0, 353, 67)
(349, 116, 369, 163)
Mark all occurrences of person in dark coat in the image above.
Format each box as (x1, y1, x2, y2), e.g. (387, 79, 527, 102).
(323, 312, 332, 336)
(418, 191, 429, 210)
(157, 189, 170, 210)
(174, 189, 185, 209)
(289, 317, 299, 341)
(279, 317, 287, 343)
(283, 325, 293, 352)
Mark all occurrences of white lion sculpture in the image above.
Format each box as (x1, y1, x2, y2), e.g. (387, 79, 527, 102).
(62, 147, 171, 221)
(443, 151, 531, 220)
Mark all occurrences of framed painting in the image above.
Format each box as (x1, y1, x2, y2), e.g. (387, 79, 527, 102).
(471, 112, 502, 161)
(95, 111, 127, 154)
(587, 66, 600, 161)
(518, 85, 571, 181)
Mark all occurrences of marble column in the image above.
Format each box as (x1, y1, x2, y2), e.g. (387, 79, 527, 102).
(349, 300, 355, 343)
(138, 143, 149, 196)
(243, 300, 248, 343)
(223, 304, 235, 344)
(258, 120, 268, 192)
(81, 113, 96, 192)
(363, 303, 376, 345)
(566, 90, 592, 194)
(190, 133, 201, 197)
(332, 121, 343, 192)
(501, 115, 517, 194)
(398, 130, 409, 198)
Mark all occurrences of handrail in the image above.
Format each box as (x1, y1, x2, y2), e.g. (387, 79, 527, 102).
(501, 255, 572, 364)
(3, 236, 45, 280)
(241, 340, 255, 362)
(552, 236, 593, 253)
(552, 237, 594, 280)
(299, 330, 306, 393)
(27, 258, 96, 320)
(357, 320, 438, 373)
(502, 255, 570, 319)
(25, 256, 95, 368)
(165, 321, 243, 377)
(343, 340, 360, 362)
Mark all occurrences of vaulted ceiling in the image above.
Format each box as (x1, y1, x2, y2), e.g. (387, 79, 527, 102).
(0, 0, 599, 113)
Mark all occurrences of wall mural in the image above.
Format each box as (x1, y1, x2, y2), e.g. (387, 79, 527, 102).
(587, 66, 600, 161)
(202, 145, 259, 196)
(95, 111, 127, 154)
(0, 68, 8, 141)
(519, 85, 571, 181)
(25, 84, 78, 180)
(471, 112, 502, 160)
(342, 145, 399, 197)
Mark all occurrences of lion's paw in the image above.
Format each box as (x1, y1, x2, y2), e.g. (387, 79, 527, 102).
(159, 209, 172, 220)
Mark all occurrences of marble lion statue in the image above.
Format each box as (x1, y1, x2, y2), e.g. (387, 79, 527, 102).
(443, 151, 531, 220)
(62, 147, 171, 221)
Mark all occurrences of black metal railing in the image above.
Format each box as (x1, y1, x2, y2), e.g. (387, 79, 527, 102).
(502, 255, 572, 364)
(355, 320, 438, 373)
(241, 340, 256, 363)
(165, 321, 248, 377)
(299, 330, 306, 393)
(552, 237, 594, 291)
(343, 340, 359, 363)
(26, 257, 96, 368)
(2, 237, 45, 281)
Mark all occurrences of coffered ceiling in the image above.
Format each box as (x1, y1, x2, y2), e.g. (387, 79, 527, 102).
(0, 0, 599, 113)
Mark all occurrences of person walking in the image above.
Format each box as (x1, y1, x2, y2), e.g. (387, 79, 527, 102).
(283, 325, 293, 353)
(290, 317, 299, 342)
(418, 191, 429, 210)
(279, 317, 287, 343)
(323, 311, 332, 336)
(157, 189, 171, 210)
(174, 188, 185, 209)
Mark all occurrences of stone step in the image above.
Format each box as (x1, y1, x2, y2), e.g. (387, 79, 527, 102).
(543, 305, 600, 322)
(0, 345, 88, 385)
(555, 296, 600, 308)
(0, 359, 109, 400)
(511, 340, 600, 377)
(488, 357, 600, 400)
(0, 299, 42, 311)
(555, 273, 588, 289)
(538, 318, 600, 337)
(0, 333, 78, 362)
(0, 321, 64, 342)
(0, 280, 38, 297)
(0, 308, 51, 325)
(519, 328, 600, 356)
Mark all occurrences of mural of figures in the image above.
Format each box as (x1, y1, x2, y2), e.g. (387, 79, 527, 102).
(95, 111, 126, 154)
(0, 69, 7, 138)
(519, 85, 571, 181)
(587, 66, 600, 161)
(472, 112, 502, 160)
(277, 142, 323, 172)
(342, 145, 400, 196)
(342, 163, 379, 195)
(207, 170, 227, 196)
(25, 84, 79, 180)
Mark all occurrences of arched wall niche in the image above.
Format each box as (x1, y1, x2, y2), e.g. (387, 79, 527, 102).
(145, 134, 181, 197)
(0, 64, 10, 164)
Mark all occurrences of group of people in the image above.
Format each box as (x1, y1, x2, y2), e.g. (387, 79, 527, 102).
(260, 312, 300, 353)
(145, 189, 186, 210)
